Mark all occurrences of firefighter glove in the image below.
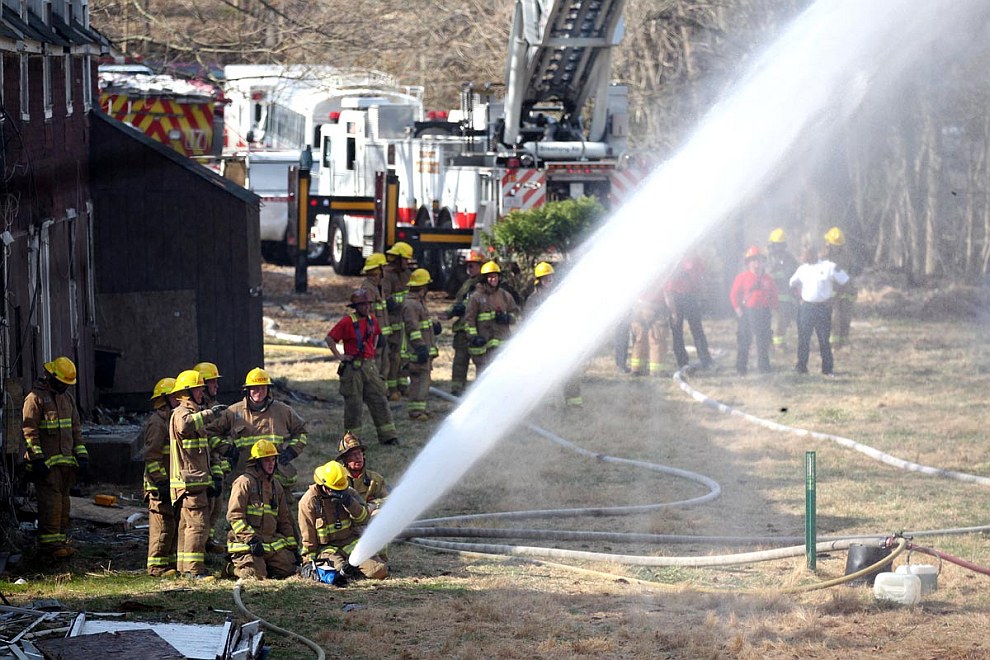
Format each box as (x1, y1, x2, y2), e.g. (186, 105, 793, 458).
(207, 476, 223, 498)
(224, 443, 241, 463)
(211, 404, 228, 416)
(293, 549, 303, 566)
(278, 446, 298, 465)
(329, 489, 354, 507)
(31, 458, 49, 480)
(76, 457, 90, 482)
(494, 310, 512, 325)
(376, 334, 387, 350)
(415, 345, 429, 364)
(432, 320, 443, 336)
(156, 482, 171, 504)
(385, 298, 399, 312)
(470, 335, 488, 348)
(248, 536, 266, 557)
(450, 302, 466, 317)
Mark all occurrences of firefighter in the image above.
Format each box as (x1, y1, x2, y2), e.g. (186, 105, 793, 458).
(401, 268, 440, 420)
(360, 253, 391, 377)
(729, 246, 778, 375)
(213, 367, 308, 488)
(225, 439, 299, 580)
(382, 241, 414, 400)
(169, 368, 227, 579)
(526, 262, 582, 407)
(464, 261, 520, 372)
(335, 432, 389, 514)
(766, 229, 799, 349)
(442, 249, 485, 396)
(142, 377, 179, 576)
(824, 226, 856, 349)
(194, 361, 232, 553)
(22, 356, 88, 559)
(326, 289, 399, 445)
(630, 279, 671, 377)
(298, 460, 388, 580)
(663, 255, 715, 370)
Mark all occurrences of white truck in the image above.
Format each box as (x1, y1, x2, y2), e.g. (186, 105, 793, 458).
(308, 0, 632, 283)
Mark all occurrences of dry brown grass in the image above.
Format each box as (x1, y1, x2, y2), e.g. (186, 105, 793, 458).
(17, 265, 984, 659)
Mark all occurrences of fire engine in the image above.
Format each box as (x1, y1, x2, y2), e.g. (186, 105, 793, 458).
(305, 0, 637, 282)
(98, 65, 224, 159)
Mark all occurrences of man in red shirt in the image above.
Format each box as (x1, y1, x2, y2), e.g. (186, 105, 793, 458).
(326, 289, 399, 446)
(729, 246, 778, 375)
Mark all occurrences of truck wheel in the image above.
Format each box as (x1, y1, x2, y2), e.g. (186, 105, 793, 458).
(307, 241, 330, 265)
(261, 240, 291, 266)
(329, 217, 361, 275)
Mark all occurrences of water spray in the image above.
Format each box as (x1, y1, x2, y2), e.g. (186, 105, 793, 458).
(349, 0, 987, 566)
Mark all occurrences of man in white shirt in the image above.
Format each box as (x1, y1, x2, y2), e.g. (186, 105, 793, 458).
(789, 248, 850, 376)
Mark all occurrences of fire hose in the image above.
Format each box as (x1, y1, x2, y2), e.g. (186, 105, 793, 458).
(233, 584, 326, 660)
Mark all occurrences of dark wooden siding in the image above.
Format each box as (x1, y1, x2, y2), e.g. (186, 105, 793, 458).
(90, 112, 262, 406)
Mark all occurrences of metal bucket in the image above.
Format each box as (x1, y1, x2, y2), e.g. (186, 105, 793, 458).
(844, 543, 892, 586)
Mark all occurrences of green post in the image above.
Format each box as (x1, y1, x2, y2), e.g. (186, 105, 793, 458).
(805, 451, 816, 571)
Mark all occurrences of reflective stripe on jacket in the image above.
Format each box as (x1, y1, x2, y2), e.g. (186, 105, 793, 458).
(226, 465, 297, 555)
(297, 484, 369, 560)
(22, 382, 86, 468)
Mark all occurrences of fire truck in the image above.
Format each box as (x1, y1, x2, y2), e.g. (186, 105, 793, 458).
(99, 65, 224, 159)
(306, 0, 635, 282)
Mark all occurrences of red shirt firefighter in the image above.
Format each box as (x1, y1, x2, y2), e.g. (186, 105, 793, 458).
(22, 356, 88, 559)
(326, 289, 399, 445)
(298, 460, 388, 580)
(142, 377, 179, 576)
(226, 439, 299, 580)
(464, 261, 520, 371)
(729, 246, 778, 375)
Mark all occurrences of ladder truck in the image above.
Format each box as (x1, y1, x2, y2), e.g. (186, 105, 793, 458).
(304, 0, 632, 284)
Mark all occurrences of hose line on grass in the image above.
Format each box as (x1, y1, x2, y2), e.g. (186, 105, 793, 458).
(673, 367, 990, 487)
(232, 584, 326, 660)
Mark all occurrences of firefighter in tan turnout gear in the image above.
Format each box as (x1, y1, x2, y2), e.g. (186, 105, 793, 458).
(22, 356, 88, 559)
(335, 432, 389, 514)
(142, 377, 179, 576)
(443, 249, 485, 396)
(401, 268, 440, 420)
(464, 261, 520, 372)
(360, 252, 392, 376)
(225, 439, 299, 580)
(169, 369, 227, 578)
(213, 367, 308, 488)
(298, 460, 388, 579)
(194, 361, 231, 553)
(382, 241, 413, 399)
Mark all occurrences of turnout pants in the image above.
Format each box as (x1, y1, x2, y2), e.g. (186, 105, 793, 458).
(37, 465, 76, 551)
(630, 313, 669, 375)
(339, 359, 398, 443)
(231, 547, 297, 580)
(146, 493, 178, 574)
(450, 331, 470, 395)
(406, 358, 432, 415)
(175, 491, 210, 575)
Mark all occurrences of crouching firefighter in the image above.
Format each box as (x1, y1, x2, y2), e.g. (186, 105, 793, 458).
(298, 461, 388, 581)
(225, 439, 299, 580)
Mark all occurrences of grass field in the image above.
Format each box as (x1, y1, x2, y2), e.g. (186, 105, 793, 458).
(4, 265, 989, 659)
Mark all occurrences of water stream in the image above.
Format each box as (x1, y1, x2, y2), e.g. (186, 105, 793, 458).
(350, 0, 986, 565)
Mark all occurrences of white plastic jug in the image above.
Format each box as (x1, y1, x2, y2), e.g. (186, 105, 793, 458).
(896, 564, 939, 595)
(873, 572, 922, 605)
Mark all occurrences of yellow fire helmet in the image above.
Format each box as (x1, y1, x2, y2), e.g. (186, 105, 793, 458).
(243, 367, 272, 388)
(150, 377, 176, 400)
(314, 460, 349, 491)
(361, 252, 388, 274)
(172, 369, 206, 394)
(824, 226, 846, 246)
(250, 439, 279, 461)
(768, 228, 786, 244)
(534, 261, 555, 279)
(44, 356, 77, 385)
(408, 268, 432, 288)
(480, 260, 502, 275)
(194, 361, 221, 381)
(336, 432, 367, 460)
(386, 241, 414, 260)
